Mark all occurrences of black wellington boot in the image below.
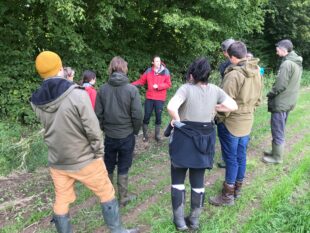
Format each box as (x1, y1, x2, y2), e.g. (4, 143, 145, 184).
(142, 124, 148, 142)
(155, 124, 161, 142)
(171, 187, 188, 231)
(185, 190, 205, 230)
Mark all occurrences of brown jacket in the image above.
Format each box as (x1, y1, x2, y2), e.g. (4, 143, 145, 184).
(217, 58, 263, 137)
(31, 78, 104, 171)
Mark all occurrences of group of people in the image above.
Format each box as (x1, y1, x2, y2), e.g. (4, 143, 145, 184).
(30, 38, 302, 233)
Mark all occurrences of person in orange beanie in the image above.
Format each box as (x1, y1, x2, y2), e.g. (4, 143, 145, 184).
(30, 51, 139, 233)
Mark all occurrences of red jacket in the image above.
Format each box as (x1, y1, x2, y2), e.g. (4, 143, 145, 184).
(85, 86, 97, 109)
(132, 65, 171, 101)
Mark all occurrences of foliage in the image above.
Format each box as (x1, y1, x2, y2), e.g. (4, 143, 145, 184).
(0, 0, 269, 124)
(0, 0, 309, 123)
(248, 0, 310, 69)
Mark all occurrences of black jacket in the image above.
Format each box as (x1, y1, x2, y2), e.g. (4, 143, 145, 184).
(169, 121, 216, 169)
(95, 72, 143, 138)
(219, 59, 231, 79)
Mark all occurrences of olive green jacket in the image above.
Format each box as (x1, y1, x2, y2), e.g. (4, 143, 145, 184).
(217, 58, 263, 137)
(31, 82, 104, 171)
(267, 51, 303, 112)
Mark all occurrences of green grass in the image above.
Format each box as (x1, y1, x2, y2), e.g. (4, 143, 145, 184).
(1, 71, 310, 232)
(241, 149, 310, 233)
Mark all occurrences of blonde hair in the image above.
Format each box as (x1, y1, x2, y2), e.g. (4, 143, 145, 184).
(108, 56, 128, 75)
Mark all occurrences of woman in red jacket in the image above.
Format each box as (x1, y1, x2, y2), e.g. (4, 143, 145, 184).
(81, 70, 97, 109)
(132, 56, 172, 142)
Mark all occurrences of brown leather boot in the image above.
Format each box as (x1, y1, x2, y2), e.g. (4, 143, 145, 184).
(234, 181, 242, 199)
(208, 182, 235, 206)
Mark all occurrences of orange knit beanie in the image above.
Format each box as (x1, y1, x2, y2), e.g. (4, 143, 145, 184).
(35, 51, 62, 79)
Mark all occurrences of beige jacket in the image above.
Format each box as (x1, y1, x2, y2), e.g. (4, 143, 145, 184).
(217, 58, 263, 137)
(31, 83, 103, 171)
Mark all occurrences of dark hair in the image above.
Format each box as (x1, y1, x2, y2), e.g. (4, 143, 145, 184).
(275, 39, 293, 52)
(227, 41, 247, 59)
(152, 55, 160, 62)
(81, 70, 96, 84)
(185, 57, 211, 84)
(108, 56, 128, 75)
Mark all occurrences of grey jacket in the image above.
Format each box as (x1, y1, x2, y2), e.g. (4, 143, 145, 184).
(268, 51, 303, 112)
(95, 72, 143, 138)
(31, 78, 104, 171)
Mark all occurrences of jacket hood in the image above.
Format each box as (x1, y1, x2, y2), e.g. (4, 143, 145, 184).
(284, 51, 303, 67)
(153, 64, 166, 75)
(108, 72, 129, 86)
(226, 58, 260, 78)
(31, 77, 76, 113)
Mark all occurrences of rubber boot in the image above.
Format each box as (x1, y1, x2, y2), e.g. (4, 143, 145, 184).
(108, 173, 114, 185)
(263, 149, 272, 157)
(142, 124, 148, 142)
(185, 190, 205, 230)
(117, 174, 136, 207)
(217, 160, 226, 168)
(171, 187, 188, 231)
(101, 199, 139, 233)
(262, 143, 284, 164)
(234, 181, 243, 199)
(52, 214, 73, 233)
(208, 182, 235, 206)
(155, 124, 161, 142)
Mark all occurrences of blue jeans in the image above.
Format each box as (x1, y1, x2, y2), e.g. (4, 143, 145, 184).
(217, 123, 250, 184)
(104, 133, 135, 175)
(143, 99, 164, 125)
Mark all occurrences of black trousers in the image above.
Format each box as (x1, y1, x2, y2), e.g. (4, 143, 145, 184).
(104, 133, 135, 175)
(171, 164, 205, 189)
(143, 99, 165, 125)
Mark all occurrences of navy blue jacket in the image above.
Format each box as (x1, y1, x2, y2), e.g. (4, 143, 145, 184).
(169, 121, 216, 169)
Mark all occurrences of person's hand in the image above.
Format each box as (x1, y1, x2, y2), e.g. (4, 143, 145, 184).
(170, 119, 176, 127)
(153, 84, 158, 89)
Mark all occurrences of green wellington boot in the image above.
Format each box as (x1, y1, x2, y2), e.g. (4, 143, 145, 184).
(101, 199, 139, 233)
(117, 174, 137, 206)
(262, 143, 284, 164)
(52, 214, 73, 233)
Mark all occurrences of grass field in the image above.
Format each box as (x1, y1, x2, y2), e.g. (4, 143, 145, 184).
(0, 74, 310, 233)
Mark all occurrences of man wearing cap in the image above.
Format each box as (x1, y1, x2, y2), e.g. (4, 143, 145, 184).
(219, 38, 235, 80)
(262, 39, 303, 164)
(30, 51, 138, 233)
(217, 38, 235, 169)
